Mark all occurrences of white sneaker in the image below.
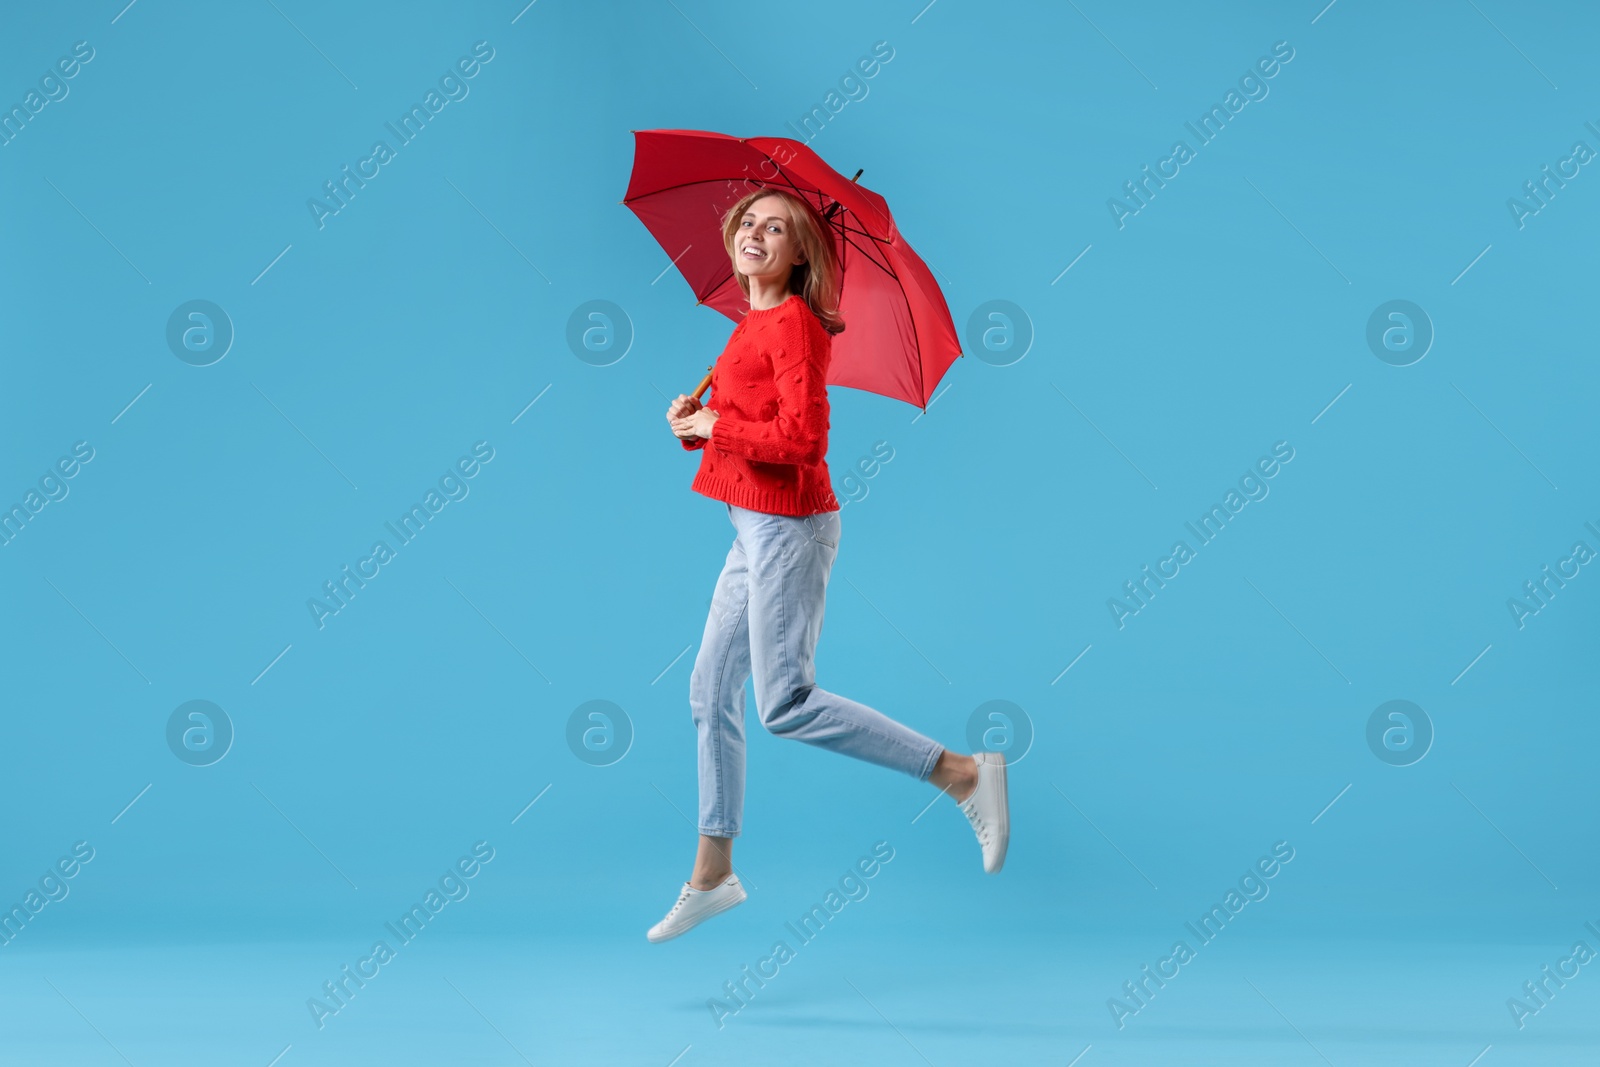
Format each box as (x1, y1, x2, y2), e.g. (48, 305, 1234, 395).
(956, 752, 1009, 873)
(646, 874, 747, 943)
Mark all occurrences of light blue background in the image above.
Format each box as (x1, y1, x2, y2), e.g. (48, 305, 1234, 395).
(1, 1, 1596, 1064)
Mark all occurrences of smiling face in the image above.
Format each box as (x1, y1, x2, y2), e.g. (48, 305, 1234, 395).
(732, 194, 807, 290)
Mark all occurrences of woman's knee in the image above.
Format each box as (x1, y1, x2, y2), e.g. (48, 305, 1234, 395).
(758, 685, 817, 736)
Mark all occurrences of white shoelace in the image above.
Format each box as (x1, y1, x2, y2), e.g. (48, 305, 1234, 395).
(961, 796, 990, 844)
(665, 886, 695, 918)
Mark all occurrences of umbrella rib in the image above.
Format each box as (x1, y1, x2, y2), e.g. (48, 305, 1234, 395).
(833, 217, 887, 239)
(837, 229, 895, 279)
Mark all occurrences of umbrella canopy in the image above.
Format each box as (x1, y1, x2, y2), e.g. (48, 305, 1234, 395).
(622, 128, 961, 410)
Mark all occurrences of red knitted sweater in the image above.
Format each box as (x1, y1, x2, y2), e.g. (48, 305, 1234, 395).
(681, 293, 841, 516)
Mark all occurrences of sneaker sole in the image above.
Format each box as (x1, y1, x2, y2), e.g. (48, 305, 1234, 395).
(988, 755, 1009, 874)
(647, 885, 748, 943)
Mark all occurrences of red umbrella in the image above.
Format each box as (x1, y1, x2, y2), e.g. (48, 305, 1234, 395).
(621, 128, 962, 411)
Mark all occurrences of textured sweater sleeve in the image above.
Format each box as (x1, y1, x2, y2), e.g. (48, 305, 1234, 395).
(710, 313, 827, 465)
(680, 433, 707, 451)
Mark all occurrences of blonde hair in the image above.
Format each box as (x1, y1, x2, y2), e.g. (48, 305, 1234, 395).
(721, 187, 845, 335)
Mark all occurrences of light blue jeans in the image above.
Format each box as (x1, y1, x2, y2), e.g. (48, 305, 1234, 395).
(690, 502, 945, 838)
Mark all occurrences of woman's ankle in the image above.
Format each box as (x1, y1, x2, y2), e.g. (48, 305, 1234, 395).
(930, 750, 979, 800)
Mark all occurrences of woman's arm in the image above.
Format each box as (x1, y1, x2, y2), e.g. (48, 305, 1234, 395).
(707, 315, 828, 465)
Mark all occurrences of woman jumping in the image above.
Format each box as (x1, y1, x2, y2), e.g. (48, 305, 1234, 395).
(650, 186, 1009, 943)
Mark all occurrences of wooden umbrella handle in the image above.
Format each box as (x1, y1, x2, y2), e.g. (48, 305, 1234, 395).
(692, 364, 713, 401)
